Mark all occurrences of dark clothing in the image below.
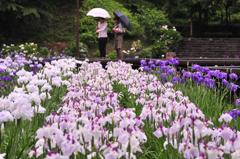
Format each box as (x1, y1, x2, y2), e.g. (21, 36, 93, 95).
(98, 37, 107, 57)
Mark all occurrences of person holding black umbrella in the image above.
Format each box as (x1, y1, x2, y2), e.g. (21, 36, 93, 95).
(113, 11, 131, 60)
(112, 16, 125, 60)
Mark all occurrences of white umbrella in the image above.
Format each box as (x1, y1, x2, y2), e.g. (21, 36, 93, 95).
(87, 8, 111, 19)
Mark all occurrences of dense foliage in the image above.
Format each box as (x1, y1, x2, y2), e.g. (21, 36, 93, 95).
(139, 0, 240, 24)
(1, 0, 240, 57)
(0, 0, 75, 45)
(0, 0, 180, 57)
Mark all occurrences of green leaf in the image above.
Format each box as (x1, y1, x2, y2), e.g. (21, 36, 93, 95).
(0, 2, 23, 12)
(22, 7, 40, 18)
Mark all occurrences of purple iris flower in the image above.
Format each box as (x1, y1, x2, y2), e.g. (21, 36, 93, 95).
(148, 60, 154, 65)
(229, 109, 240, 119)
(166, 68, 175, 75)
(229, 73, 238, 81)
(221, 72, 228, 79)
(205, 74, 211, 79)
(192, 72, 203, 84)
(0, 76, 12, 81)
(160, 65, 170, 72)
(212, 70, 221, 78)
(155, 60, 161, 66)
(196, 76, 204, 84)
(0, 69, 5, 73)
(143, 66, 151, 72)
(160, 73, 168, 83)
(222, 79, 229, 86)
(192, 72, 201, 78)
(201, 67, 210, 73)
(140, 60, 147, 67)
(194, 71, 202, 77)
(182, 71, 192, 79)
(172, 76, 181, 84)
(228, 83, 238, 92)
(235, 99, 240, 106)
(192, 64, 201, 71)
(207, 70, 215, 77)
(204, 78, 215, 88)
(150, 64, 156, 69)
(159, 61, 167, 66)
(216, 72, 228, 79)
(229, 111, 235, 119)
(168, 58, 179, 65)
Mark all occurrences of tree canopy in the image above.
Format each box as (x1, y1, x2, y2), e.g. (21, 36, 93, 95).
(1, 0, 240, 46)
(142, 0, 240, 24)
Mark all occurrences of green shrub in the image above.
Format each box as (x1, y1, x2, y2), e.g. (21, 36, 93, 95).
(1, 44, 19, 55)
(137, 25, 182, 58)
(151, 43, 166, 58)
(151, 26, 182, 58)
(38, 46, 51, 57)
(94, 50, 100, 58)
(107, 50, 117, 60)
(64, 42, 88, 57)
(0, 43, 62, 57)
(231, 12, 240, 23)
(135, 7, 169, 43)
(139, 47, 152, 58)
(1, 43, 39, 56)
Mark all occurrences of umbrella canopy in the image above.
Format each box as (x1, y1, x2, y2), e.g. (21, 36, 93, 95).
(114, 11, 131, 30)
(87, 8, 111, 19)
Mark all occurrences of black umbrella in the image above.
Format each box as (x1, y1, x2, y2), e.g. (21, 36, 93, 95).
(114, 11, 131, 30)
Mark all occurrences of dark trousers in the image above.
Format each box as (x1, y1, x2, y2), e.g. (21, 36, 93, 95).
(98, 38, 107, 57)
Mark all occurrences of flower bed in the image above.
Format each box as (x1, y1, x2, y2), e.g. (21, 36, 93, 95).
(31, 61, 147, 159)
(29, 61, 240, 159)
(107, 61, 240, 159)
(1, 56, 240, 159)
(141, 59, 240, 125)
(0, 54, 78, 158)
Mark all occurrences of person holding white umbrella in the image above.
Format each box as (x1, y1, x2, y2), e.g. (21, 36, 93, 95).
(87, 8, 110, 58)
(96, 18, 108, 58)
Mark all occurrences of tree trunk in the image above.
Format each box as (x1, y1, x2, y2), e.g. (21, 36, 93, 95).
(199, 10, 202, 23)
(76, 0, 80, 57)
(228, 7, 231, 23)
(221, 10, 224, 24)
(204, 10, 209, 25)
(225, 6, 229, 24)
(190, 19, 193, 37)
